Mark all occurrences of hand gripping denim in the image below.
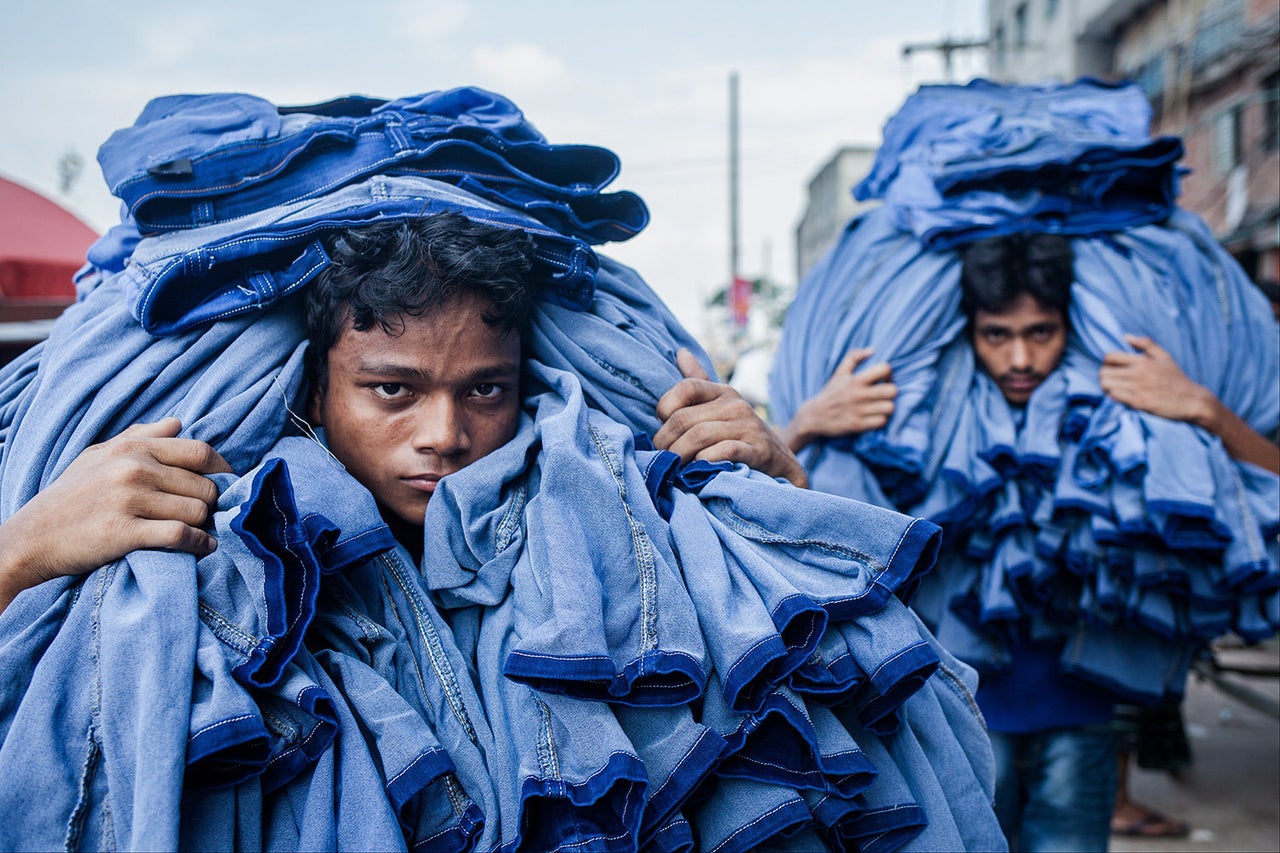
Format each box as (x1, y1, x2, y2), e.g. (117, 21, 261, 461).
(188, 437, 499, 852)
(95, 88, 648, 246)
(0, 270, 309, 522)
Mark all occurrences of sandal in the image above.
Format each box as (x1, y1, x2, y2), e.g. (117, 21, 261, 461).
(1111, 813, 1191, 838)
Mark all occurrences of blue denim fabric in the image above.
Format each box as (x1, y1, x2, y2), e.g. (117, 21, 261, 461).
(3, 83, 1009, 849)
(96, 88, 647, 245)
(528, 254, 719, 436)
(110, 174, 599, 335)
(854, 78, 1183, 247)
(989, 724, 1117, 853)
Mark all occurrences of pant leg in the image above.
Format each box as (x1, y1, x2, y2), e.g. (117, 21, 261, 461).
(1019, 723, 1118, 853)
(988, 730, 1028, 851)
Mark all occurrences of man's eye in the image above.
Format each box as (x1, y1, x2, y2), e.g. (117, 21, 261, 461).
(472, 383, 501, 399)
(374, 383, 407, 398)
(983, 330, 1009, 343)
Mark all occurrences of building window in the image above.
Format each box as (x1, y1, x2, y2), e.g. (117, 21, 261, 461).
(1263, 72, 1279, 152)
(1193, 0, 1245, 71)
(1213, 106, 1243, 173)
(1130, 54, 1166, 103)
(1014, 3, 1029, 46)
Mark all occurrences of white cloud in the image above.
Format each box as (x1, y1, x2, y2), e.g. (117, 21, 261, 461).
(394, 0, 471, 43)
(469, 42, 567, 91)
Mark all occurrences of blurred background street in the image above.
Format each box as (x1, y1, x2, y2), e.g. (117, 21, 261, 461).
(1114, 638, 1280, 853)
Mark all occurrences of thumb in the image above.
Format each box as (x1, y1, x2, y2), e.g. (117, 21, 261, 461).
(1124, 333, 1163, 358)
(676, 348, 711, 381)
(836, 347, 873, 374)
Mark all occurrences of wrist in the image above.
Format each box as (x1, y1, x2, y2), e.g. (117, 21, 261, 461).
(1188, 387, 1223, 433)
(783, 410, 812, 454)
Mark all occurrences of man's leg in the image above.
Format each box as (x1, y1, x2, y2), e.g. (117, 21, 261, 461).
(1019, 722, 1118, 852)
(989, 730, 1028, 851)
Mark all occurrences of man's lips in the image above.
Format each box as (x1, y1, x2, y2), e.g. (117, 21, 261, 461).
(401, 475, 443, 494)
(1001, 374, 1042, 391)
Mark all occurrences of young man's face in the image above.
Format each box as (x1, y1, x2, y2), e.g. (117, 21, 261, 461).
(971, 293, 1067, 405)
(309, 292, 522, 532)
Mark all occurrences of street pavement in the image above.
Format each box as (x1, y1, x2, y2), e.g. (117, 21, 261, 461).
(1112, 638, 1280, 853)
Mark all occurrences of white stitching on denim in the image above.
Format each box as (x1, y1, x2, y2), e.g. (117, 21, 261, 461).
(190, 713, 258, 740)
(588, 424, 659, 654)
(379, 554, 480, 746)
(710, 799, 800, 853)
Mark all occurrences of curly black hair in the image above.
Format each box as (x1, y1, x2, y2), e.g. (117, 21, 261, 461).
(958, 232, 1074, 321)
(304, 212, 536, 388)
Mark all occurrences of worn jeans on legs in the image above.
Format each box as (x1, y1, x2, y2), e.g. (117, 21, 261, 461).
(989, 723, 1117, 853)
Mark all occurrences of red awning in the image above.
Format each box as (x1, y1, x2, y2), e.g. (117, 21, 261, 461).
(0, 176, 98, 312)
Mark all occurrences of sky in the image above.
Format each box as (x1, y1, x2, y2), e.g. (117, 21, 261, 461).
(0, 0, 988, 337)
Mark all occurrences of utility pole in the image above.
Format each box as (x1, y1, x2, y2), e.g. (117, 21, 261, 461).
(902, 37, 989, 81)
(728, 71, 740, 285)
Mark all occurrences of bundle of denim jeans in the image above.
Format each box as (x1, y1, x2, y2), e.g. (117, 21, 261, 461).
(0, 91, 1004, 852)
(770, 83, 1279, 705)
(853, 78, 1185, 249)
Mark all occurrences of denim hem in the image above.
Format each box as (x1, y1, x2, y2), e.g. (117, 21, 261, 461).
(708, 796, 810, 853)
(718, 693, 824, 791)
(511, 752, 648, 853)
(770, 595, 828, 675)
(824, 518, 942, 621)
(721, 633, 791, 715)
(644, 815, 694, 852)
(227, 459, 320, 689)
(638, 727, 728, 844)
(299, 515, 399, 575)
(856, 641, 941, 734)
(260, 685, 338, 794)
(184, 714, 270, 789)
(411, 800, 483, 853)
(385, 746, 457, 811)
(502, 649, 705, 707)
(840, 803, 927, 853)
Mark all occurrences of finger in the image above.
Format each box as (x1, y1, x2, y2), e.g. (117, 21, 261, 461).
(664, 419, 742, 464)
(861, 399, 896, 416)
(130, 491, 218, 528)
(835, 348, 873, 375)
(126, 518, 217, 557)
(656, 392, 747, 450)
(656, 378, 724, 422)
(1123, 334, 1159, 355)
(857, 362, 894, 385)
(1102, 351, 1141, 367)
(676, 348, 711, 381)
(119, 418, 184, 440)
(147, 438, 234, 475)
(130, 462, 223, 508)
(1135, 336, 1172, 362)
(692, 438, 756, 467)
(858, 413, 891, 431)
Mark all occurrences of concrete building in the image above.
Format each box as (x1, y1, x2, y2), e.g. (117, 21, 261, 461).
(987, 0, 1280, 284)
(794, 145, 879, 281)
(987, 0, 1116, 82)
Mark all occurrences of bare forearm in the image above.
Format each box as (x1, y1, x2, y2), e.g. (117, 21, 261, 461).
(1196, 396, 1280, 475)
(781, 407, 815, 454)
(0, 519, 49, 615)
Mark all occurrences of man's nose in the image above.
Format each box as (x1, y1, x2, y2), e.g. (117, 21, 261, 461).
(412, 397, 470, 456)
(1008, 337, 1032, 370)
